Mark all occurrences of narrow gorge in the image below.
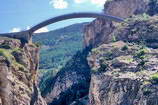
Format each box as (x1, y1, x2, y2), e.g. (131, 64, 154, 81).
(1, 0, 158, 105)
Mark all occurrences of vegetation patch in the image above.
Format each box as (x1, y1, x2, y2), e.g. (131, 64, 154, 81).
(33, 23, 85, 70)
(135, 48, 149, 58)
(134, 47, 149, 68)
(125, 14, 150, 23)
(0, 43, 11, 49)
(112, 35, 116, 42)
(92, 48, 100, 55)
(121, 45, 128, 51)
(151, 72, 158, 84)
(91, 68, 99, 73)
(98, 61, 108, 72)
(0, 48, 14, 64)
(0, 48, 25, 70)
(106, 51, 114, 60)
(34, 42, 42, 48)
(143, 87, 152, 96)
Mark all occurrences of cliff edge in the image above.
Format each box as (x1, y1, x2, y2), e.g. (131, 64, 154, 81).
(87, 15, 158, 105)
(0, 37, 46, 105)
(84, 0, 158, 104)
(84, 0, 158, 48)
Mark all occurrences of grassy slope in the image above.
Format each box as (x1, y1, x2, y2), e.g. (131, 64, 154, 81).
(33, 22, 88, 70)
(32, 22, 88, 91)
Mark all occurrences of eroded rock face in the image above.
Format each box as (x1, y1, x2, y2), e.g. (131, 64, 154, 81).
(0, 37, 46, 105)
(84, 0, 157, 48)
(84, 3, 158, 104)
(89, 74, 158, 105)
(113, 15, 158, 48)
(104, 0, 148, 18)
(88, 41, 158, 105)
(87, 15, 158, 105)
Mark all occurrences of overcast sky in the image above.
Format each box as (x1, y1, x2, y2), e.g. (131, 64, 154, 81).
(0, 0, 107, 33)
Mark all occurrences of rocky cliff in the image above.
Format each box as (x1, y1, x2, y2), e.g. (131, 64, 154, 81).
(84, 0, 158, 105)
(87, 15, 158, 105)
(3, 0, 157, 105)
(84, 0, 158, 48)
(0, 37, 46, 105)
(88, 41, 158, 105)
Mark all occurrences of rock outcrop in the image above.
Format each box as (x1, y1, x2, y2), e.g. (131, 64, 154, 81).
(84, 0, 158, 48)
(87, 15, 158, 105)
(113, 15, 158, 48)
(0, 37, 46, 105)
(84, 1, 158, 104)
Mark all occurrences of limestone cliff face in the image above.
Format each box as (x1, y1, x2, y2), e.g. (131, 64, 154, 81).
(0, 37, 46, 105)
(83, 0, 156, 48)
(87, 16, 158, 105)
(84, 2, 158, 104)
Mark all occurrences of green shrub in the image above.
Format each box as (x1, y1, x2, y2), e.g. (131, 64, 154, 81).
(112, 35, 116, 42)
(121, 45, 128, 51)
(34, 42, 42, 47)
(0, 48, 25, 69)
(138, 60, 146, 66)
(136, 49, 145, 58)
(98, 59, 108, 72)
(91, 68, 99, 73)
(142, 13, 150, 20)
(12, 48, 22, 52)
(0, 49, 13, 64)
(135, 48, 149, 69)
(135, 48, 149, 59)
(0, 43, 11, 49)
(151, 73, 158, 84)
(106, 51, 113, 60)
(99, 63, 108, 72)
(143, 88, 151, 96)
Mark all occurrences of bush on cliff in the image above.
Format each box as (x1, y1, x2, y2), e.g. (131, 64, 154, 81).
(151, 73, 158, 84)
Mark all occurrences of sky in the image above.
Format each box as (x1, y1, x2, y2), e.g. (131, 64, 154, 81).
(0, 0, 107, 33)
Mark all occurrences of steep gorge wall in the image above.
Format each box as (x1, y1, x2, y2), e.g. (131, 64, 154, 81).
(84, 0, 158, 105)
(88, 40, 158, 105)
(0, 37, 46, 105)
(84, 0, 153, 48)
